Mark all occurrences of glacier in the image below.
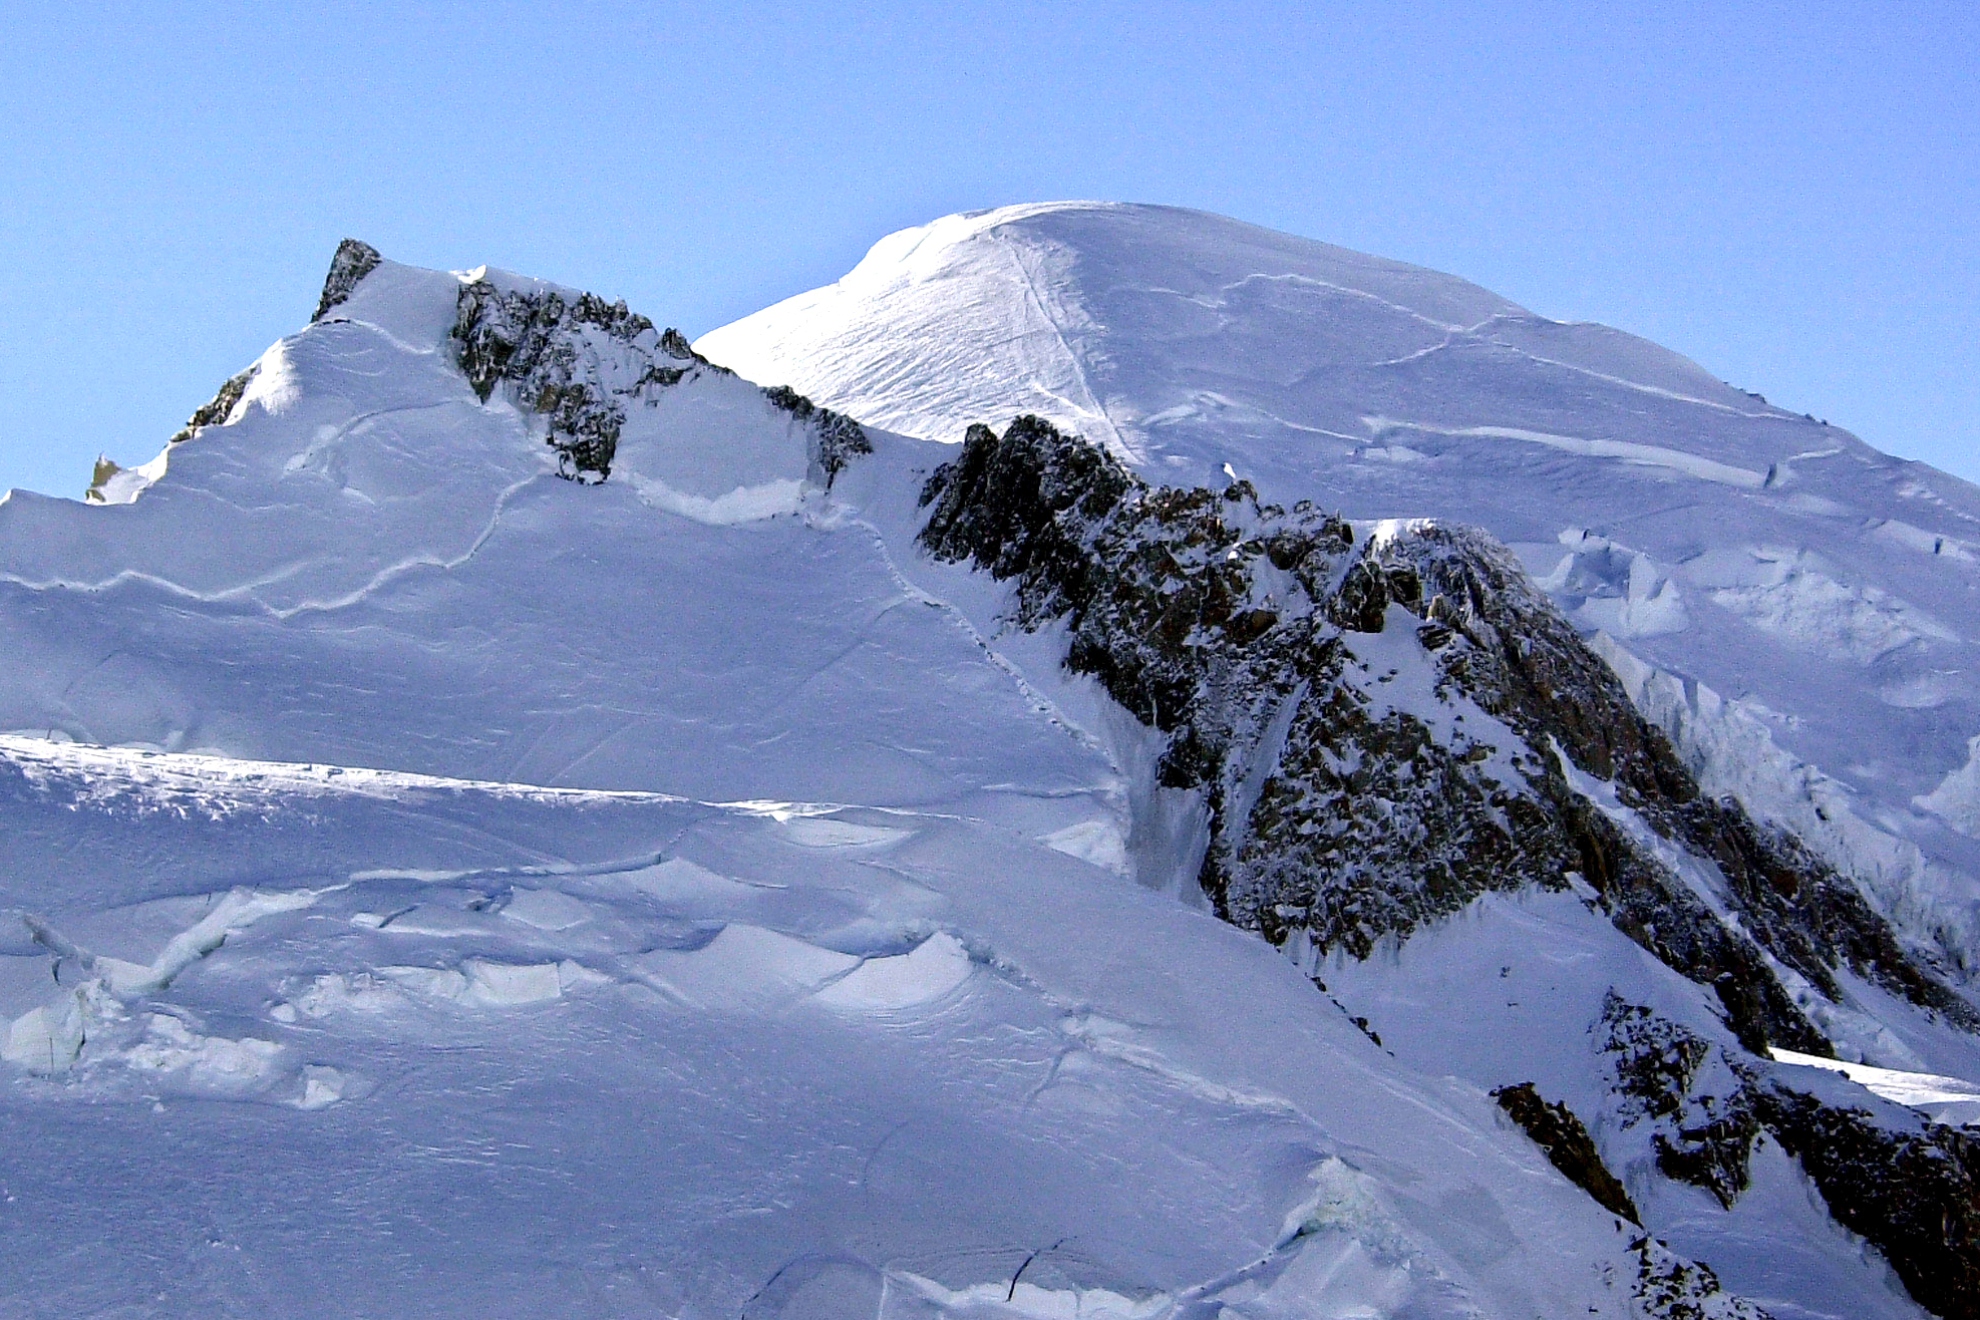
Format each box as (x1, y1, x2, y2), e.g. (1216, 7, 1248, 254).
(0, 210, 1972, 1317)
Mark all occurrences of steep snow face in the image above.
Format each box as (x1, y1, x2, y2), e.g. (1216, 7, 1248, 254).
(699, 201, 1980, 971)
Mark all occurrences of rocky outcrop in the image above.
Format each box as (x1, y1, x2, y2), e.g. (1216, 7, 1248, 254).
(84, 457, 124, 504)
(1491, 1081, 1640, 1223)
(764, 385, 871, 488)
(448, 280, 868, 486)
(1632, 1238, 1772, 1320)
(918, 419, 1567, 965)
(452, 279, 659, 481)
(313, 238, 382, 321)
(1599, 993, 1762, 1208)
(1755, 1084, 1980, 1320)
(918, 417, 1969, 1059)
(167, 366, 256, 445)
(1599, 993, 1980, 1318)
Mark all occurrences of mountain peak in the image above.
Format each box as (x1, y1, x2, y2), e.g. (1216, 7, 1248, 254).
(4, 210, 1978, 1320)
(696, 200, 1741, 473)
(312, 237, 384, 321)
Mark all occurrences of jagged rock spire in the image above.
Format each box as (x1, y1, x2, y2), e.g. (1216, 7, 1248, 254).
(313, 238, 383, 321)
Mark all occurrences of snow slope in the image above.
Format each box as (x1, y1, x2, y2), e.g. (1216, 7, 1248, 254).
(0, 736, 1672, 1317)
(0, 247, 1755, 1317)
(699, 201, 1980, 979)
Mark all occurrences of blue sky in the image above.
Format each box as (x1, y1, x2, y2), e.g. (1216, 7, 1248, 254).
(2, 2, 1974, 496)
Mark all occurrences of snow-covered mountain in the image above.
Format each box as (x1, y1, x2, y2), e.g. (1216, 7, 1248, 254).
(701, 201, 1980, 986)
(0, 216, 1973, 1318)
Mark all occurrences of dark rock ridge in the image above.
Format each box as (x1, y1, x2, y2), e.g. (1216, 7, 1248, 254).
(447, 276, 869, 485)
(1601, 994, 1980, 1319)
(312, 238, 382, 321)
(1599, 992, 1762, 1209)
(763, 384, 872, 488)
(84, 456, 124, 503)
(451, 278, 661, 481)
(1491, 1081, 1640, 1223)
(1756, 1087, 1980, 1320)
(168, 366, 257, 446)
(917, 416, 1973, 1056)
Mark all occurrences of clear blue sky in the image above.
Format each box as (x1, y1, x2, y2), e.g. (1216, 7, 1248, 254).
(2, 2, 1975, 496)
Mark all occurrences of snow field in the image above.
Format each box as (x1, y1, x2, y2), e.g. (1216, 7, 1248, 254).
(0, 738, 1659, 1316)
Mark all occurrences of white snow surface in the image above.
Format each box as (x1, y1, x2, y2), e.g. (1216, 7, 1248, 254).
(0, 250, 1717, 1317)
(700, 200, 1980, 975)
(0, 741, 1649, 1317)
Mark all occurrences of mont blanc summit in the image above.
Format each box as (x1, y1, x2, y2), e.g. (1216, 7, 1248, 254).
(0, 210, 1974, 1319)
